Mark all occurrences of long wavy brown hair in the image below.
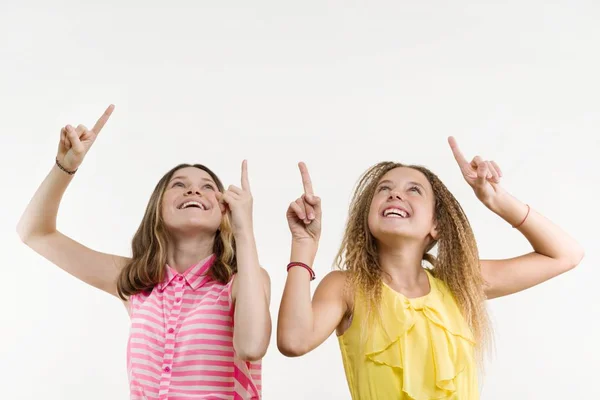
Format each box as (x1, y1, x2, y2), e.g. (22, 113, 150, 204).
(116, 164, 237, 300)
(335, 162, 491, 355)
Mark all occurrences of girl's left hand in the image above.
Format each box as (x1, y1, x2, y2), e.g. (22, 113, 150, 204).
(448, 136, 506, 207)
(217, 160, 254, 236)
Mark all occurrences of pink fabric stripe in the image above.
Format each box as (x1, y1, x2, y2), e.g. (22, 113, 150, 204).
(181, 317, 232, 327)
(172, 348, 234, 357)
(178, 327, 234, 337)
(171, 360, 234, 369)
(175, 338, 233, 347)
(234, 364, 259, 398)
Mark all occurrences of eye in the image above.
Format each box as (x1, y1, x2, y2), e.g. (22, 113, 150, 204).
(203, 184, 215, 191)
(172, 181, 185, 188)
(409, 186, 422, 195)
(378, 185, 391, 192)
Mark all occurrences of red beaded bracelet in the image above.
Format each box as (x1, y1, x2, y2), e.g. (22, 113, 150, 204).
(513, 204, 531, 228)
(287, 262, 316, 281)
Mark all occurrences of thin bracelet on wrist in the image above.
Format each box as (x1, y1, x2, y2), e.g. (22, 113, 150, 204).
(55, 158, 78, 175)
(287, 262, 316, 281)
(512, 204, 530, 228)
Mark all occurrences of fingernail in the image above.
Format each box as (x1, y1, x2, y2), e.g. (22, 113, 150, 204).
(309, 213, 315, 219)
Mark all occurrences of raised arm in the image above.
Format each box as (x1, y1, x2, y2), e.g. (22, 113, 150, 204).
(219, 160, 272, 361)
(277, 162, 349, 357)
(448, 137, 584, 299)
(16, 105, 129, 297)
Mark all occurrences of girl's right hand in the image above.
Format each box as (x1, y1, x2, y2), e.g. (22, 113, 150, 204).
(286, 162, 322, 245)
(57, 105, 115, 171)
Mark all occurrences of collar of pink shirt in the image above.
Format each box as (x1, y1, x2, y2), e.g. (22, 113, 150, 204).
(157, 253, 217, 292)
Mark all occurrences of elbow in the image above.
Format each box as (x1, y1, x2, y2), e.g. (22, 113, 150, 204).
(556, 246, 585, 274)
(276, 334, 310, 358)
(233, 330, 270, 362)
(16, 222, 32, 245)
(235, 344, 268, 362)
(16, 220, 53, 246)
(566, 247, 585, 270)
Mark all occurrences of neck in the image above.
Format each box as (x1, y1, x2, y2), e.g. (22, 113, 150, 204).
(167, 232, 215, 274)
(378, 240, 427, 286)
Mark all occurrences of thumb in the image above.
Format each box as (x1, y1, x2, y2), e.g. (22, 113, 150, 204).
(215, 192, 228, 213)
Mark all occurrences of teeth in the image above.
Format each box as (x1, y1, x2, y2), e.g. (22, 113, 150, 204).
(179, 201, 205, 210)
(384, 208, 408, 218)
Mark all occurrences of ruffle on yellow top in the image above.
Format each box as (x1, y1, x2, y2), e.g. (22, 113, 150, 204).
(338, 269, 478, 400)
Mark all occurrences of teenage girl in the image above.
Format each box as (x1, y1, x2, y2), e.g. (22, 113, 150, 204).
(17, 105, 271, 400)
(277, 137, 584, 399)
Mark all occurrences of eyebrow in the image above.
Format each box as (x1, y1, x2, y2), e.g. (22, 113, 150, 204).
(378, 180, 394, 186)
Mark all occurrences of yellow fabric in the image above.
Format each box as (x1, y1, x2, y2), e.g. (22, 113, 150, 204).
(337, 269, 478, 400)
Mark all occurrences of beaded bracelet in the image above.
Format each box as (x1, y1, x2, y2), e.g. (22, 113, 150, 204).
(55, 158, 77, 175)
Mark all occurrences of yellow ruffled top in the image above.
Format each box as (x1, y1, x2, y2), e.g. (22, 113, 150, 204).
(337, 269, 478, 400)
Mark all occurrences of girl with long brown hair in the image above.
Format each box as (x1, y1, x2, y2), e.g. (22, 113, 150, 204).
(277, 137, 584, 399)
(17, 105, 271, 399)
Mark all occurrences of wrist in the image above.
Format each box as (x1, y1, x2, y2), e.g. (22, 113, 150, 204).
(55, 157, 78, 175)
(487, 191, 529, 227)
(292, 235, 319, 245)
(233, 227, 256, 243)
(486, 190, 514, 214)
(287, 261, 316, 281)
(290, 240, 318, 266)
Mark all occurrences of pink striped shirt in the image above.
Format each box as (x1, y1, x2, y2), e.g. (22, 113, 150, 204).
(127, 255, 261, 400)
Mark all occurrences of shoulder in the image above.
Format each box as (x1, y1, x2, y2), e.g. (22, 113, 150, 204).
(123, 290, 151, 317)
(316, 270, 354, 307)
(426, 268, 447, 290)
(425, 269, 464, 308)
(320, 270, 349, 286)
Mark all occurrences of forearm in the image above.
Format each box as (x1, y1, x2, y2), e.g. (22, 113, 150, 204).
(232, 231, 271, 361)
(17, 164, 73, 241)
(489, 191, 584, 264)
(277, 240, 317, 350)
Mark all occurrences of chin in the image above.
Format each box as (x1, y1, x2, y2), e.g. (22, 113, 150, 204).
(372, 227, 421, 244)
(166, 221, 221, 236)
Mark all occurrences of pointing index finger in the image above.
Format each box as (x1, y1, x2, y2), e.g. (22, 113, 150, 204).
(298, 162, 314, 196)
(241, 160, 250, 191)
(448, 136, 468, 166)
(92, 104, 115, 134)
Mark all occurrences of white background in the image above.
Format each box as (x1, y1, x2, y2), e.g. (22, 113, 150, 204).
(1, 1, 599, 399)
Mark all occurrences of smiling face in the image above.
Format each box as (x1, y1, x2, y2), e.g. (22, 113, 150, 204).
(367, 166, 438, 246)
(161, 166, 224, 236)
(335, 161, 491, 355)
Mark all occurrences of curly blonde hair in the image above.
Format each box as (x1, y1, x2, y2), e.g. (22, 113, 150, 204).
(335, 162, 491, 355)
(117, 164, 236, 300)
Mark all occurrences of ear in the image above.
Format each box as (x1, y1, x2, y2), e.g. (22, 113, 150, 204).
(430, 220, 439, 241)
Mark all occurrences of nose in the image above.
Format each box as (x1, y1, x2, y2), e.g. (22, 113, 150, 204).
(388, 191, 404, 202)
(184, 187, 202, 196)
